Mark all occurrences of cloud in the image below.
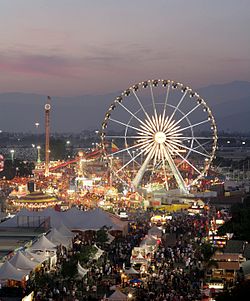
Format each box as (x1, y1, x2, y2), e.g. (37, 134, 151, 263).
(0, 51, 82, 78)
(0, 43, 176, 81)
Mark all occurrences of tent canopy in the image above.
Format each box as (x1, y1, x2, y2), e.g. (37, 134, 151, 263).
(148, 226, 162, 236)
(108, 289, 128, 301)
(77, 261, 88, 277)
(56, 223, 75, 238)
(23, 250, 47, 263)
(125, 267, 139, 275)
(0, 261, 28, 281)
(46, 228, 71, 247)
(29, 235, 56, 251)
(9, 251, 38, 270)
(0, 207, 128, 234)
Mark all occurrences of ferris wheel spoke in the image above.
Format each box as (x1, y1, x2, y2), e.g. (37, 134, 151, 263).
(162, 144, 187, 193)
(167, 139, 211, 158)
(145, 117, 158, 132)
(105, 135, 151, 139)
(116, 101, 153, 132)
(109, 117, 150, 135)
(116, 148, 145, 173)
(117, 143, 153, 173)
(167, 103, 201, 132)
(149, 82, 157, 114)
(177, 136, 213, 140)
(132, 143, 156, 188)
(132, 90, 152, 120)
(107, 140, 149, 157)
(163, 83, 170, 113)
(170, 119, 210, 135)
(167, 143, 202, 175)
(160, 144, 169, 190)
(192, 139, 212, 155)
(165, 90, 188, 130)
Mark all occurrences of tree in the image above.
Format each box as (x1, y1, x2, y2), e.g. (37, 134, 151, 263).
(96, 227, 109, 245)
(218, 196, 250, 241)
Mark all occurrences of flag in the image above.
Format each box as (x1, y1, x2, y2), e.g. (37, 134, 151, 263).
(111, 142, 119, 152)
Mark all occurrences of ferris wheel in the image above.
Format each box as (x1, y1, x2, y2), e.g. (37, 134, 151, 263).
(100, 79, 217, 193)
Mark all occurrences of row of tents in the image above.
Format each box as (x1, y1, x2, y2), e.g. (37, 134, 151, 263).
(0, 223, 75, 282)
(0, 207, 128, 234)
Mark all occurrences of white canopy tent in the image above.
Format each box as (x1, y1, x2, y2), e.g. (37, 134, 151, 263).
(23, 250, 47, 263)
(46, 228, 72, 248)
(93, 245, 104, 260)
(9, 251, 38, 271)
(0, 208, 128, 234)
(107, 233, 115, 244)
(148, 226, 162, 237)
(77, 261, 88, 277)
(0, 261, 28, 281)
(56, 223, 75, 238)
(124, 267, 139, 275)
(140, 235, 158, 247)
(108, 290, 128, 301)
(29, 235, 56, 251)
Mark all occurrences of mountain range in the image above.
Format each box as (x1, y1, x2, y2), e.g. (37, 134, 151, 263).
(0, 80, 250, 133)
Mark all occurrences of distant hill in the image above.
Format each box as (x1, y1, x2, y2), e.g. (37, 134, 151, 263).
(0, 80, 249, 133)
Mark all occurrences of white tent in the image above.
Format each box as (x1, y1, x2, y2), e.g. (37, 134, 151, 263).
(9, 251, 38, 270)
(29, 235, 56, 251)
(0, 207, 128, 234)
(56, 223, 75, 238)
(148, 226, 162, 237)
(46, 228, 71, 248)
(107, 233, 115, 244)
(93, 245, 104, 260)
(0, 261, 28, 281)
(77, 261, 88, 277)
(124, 267, 139, 275)
(108, 290, 128, 301)
(140, 235, 158, 247)
(23, 250, 47, 263)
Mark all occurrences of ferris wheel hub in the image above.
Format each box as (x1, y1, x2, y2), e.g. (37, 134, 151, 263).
(154, 131, 167, 144)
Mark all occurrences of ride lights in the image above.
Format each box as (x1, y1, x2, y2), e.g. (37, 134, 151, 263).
(116, 96, 122, 103)
(133, 85, 139, 91)
(162, 80, 169, 87)
(142, 81, 148, 88)
(152, 80, 158, 86)
(124, 89, 130, 96)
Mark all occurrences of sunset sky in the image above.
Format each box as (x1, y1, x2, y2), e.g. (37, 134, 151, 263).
(0, 0, 249, 96)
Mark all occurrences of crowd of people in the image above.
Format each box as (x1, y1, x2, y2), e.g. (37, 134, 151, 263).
(11, 209, 211, 301)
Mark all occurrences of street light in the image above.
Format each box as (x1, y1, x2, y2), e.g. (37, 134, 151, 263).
(37, 145, 41, 163)
(66, 140, 70, 145)
(10, 149, 15, 162)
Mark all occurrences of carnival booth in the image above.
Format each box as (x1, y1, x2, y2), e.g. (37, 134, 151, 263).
(28, 235, 57, 269)
(9, 251, 39, 271)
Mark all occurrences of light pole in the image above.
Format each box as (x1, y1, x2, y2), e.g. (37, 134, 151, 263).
(37, 145, 41, 163)
(10, 149, 15, 162)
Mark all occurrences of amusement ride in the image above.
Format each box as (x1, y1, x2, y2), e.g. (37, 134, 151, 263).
(100, 79, 217, 194)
